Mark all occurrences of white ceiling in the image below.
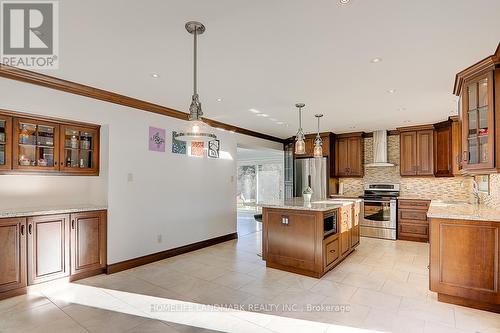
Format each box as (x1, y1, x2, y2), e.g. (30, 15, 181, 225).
(40, 0, 500, 139)
(237, 147, 284, 162)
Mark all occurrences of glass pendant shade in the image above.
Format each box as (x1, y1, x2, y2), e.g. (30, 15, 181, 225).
(175, 119, 216, 142)
(313, 137, 323, 158)
(313, 114, 324, 158)
(295, 136, 306, 155)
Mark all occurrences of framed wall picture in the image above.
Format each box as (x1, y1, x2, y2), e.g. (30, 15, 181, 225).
(190, 141, 204, 157)
(149, 127, 166, 152)
(208, 139, 220, 158)
(171, 131, 186, 154)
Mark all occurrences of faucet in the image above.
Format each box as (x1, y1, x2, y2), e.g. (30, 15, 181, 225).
(472, 180, 480, 205)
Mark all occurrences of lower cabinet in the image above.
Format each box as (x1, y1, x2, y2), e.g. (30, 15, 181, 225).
(0, 218, 26, 297)
(340, 206, 352, 256)
(430, 217, 500, 312)
(0, 210, 107, 300)
(351, 201, 360, 247)
(27, 214, 70, 285)
(397, 199, 431, 242)
(70, 211, 107, 277)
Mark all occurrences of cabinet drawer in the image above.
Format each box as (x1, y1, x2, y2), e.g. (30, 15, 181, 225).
(398, 200, 430, 210)
(325, 239, 340, 266)
(399, 209, 428, 221)
(399, 223, 428, 236)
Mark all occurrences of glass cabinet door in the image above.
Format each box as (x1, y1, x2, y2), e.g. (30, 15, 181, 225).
(13, 118, 59, 171)
(60, 125, 98, 173)
(0, 115, 12, 170)
(463, 73, 494, 169)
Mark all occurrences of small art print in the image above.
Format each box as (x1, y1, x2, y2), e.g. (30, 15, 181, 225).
(208, 139, 220, 158)
(149, 127, 165, 152)
(190, 141, 204, 157)
(171, 131, 186, 154)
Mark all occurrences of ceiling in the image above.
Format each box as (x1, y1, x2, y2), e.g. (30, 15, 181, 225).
(38, 0, 500, 139)
(237, 147, 284, 162)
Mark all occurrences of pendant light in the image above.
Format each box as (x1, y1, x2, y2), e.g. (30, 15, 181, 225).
(174, 21, 216, 142)
(295, 103, 306, 155)
(313, 114, 323, 158)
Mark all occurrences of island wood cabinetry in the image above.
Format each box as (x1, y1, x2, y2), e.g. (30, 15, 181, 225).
(430, 217, 500, 313)
(262, 202, 359, 278)
(454, 43, 500, 175)
(0, 109, 100, 176)
(397, 199, 431, 242)
(0, 209, 107, 300)
(398, 125, 434, 176)
(335, 132, 364, 177)
(434, 116, 461, 177)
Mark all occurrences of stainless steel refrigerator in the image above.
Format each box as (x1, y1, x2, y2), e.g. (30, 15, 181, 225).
(294, 158, 328, 201)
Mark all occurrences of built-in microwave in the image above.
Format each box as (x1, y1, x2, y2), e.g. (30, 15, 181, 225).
(324, 210, 337, 237)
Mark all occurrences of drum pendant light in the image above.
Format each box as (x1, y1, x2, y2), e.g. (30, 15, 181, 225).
(174, 21, 216, 142)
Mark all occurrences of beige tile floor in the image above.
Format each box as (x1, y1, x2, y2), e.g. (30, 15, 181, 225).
(1, 232, 499, 333)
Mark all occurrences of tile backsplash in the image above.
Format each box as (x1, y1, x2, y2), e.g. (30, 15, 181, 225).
(479, 173, 500, 208)
(340, 136, 474, 202)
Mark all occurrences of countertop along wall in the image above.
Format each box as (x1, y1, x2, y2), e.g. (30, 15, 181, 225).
(0, 78, 282, 264)
(340, 135, 474, 201)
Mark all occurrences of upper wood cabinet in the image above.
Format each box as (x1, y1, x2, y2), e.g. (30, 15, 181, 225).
(13, 118, 60, 173)
(60, 125, 99, 174)
(335, 133, 364, 177)
(398, 126, 434, 176)
(434, 117, 461, 177)
(0, 109, 100, 176)
(454, 44, 500, 175)
(0, 114, 12, 171)
(293, 132, 333, 159)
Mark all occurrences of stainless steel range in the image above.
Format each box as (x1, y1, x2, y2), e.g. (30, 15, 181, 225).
(359, 183, 400, 240)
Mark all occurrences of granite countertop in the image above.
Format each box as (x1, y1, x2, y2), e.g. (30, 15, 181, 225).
(259, 198, 357, 212)
(0, 205, 108, 218)
(427, 201, 500, 222)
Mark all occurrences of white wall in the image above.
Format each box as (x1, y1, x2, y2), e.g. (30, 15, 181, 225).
(0, 78, 281, 264)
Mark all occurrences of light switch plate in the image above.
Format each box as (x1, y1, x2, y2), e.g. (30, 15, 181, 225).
(127, 173, 134, 182)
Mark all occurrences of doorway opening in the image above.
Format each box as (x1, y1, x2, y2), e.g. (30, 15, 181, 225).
(236, 147, 284, 236)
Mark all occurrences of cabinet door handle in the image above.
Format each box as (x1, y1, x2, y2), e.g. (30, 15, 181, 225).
(329, 249, 336, 253)
(20, 224, 25, 236)
(71, 220, 75, 229)
(463, 151, 468, 162)
(28, 224, 32, 235)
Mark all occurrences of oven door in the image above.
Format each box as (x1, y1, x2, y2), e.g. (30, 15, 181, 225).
(361, 199, 396, 229)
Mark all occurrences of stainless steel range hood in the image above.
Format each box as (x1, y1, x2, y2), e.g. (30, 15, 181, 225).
(365, 130, 395, 167)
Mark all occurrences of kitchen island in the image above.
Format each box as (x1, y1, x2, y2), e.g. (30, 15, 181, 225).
(260, 198, 361, 278)
(428, 201, 500, 313)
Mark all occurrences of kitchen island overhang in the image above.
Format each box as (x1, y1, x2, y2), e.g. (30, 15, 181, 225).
(259, 198, 362, 278)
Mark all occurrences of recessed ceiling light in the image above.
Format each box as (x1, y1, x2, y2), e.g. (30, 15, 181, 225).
(151, 73, 160, 78)
(257, 114, 269, 118)
(270, 118, 277, 121)
(403, 120, 411, 123)
(397, 107, 406, 111)
(339, 0, 351, 4)
(387, 89, 396, 94)
(349, 126, 357, 129)
(371, 57, 382, 63)
(216, 98, 223, 102)
(249, 108, 261, 114)
(276, 121, 284, 125)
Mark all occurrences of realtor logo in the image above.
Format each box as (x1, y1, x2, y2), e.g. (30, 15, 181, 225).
(1, 1, 59, 69)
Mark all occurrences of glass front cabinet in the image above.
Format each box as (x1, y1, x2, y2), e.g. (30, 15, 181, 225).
(455, 44, 500, 174)
(0, 110, 100, 175)
(60, 125, 99, 174)
(0, 114, 12, 170)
